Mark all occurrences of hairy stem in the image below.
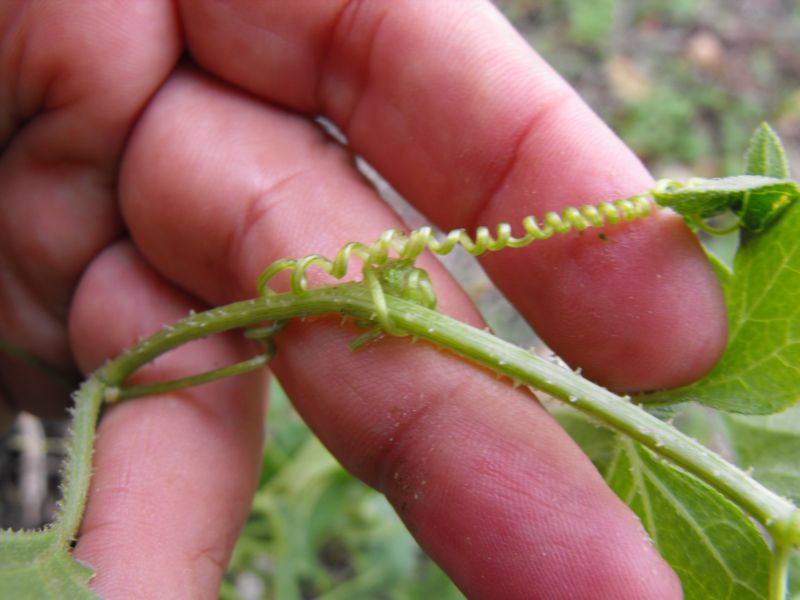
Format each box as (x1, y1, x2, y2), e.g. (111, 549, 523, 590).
(87, 285, 800, 538)
(377, 294, 800, 539)
(110, 353, 270, 401)
(55, 380, 105, 544)
(770, 543, 791, 600)
(54, 282, 800, 555)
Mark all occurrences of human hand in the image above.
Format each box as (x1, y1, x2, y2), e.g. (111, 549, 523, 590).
(1, 2, 727, 598)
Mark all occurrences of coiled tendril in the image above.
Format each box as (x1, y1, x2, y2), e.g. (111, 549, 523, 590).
(258, 195, 652, 296)
(256, 194, 652, 339)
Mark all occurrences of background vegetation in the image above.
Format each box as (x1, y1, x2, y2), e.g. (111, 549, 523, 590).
(2, 1, 799, 598)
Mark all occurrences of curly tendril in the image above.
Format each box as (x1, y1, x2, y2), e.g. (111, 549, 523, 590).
(255, 194, 653, 340)
(257, 195, 652, 296)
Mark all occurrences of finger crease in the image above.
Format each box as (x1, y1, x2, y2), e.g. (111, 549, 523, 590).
(312, 0, 354, 112)
(317, 0, 390, 137)
(469, 87, 576, 231)
(224, 168, 313, 298)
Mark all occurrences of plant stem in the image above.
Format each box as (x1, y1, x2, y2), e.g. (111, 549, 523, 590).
(770, 543, 791, 600)
(377, 293, 800, 539)
(56, 283, 800, 550)
(55, 379, 105, 544)
(111, 353, 270, 401)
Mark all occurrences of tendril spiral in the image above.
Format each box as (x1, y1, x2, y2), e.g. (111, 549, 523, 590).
(256, 194, 653, 299)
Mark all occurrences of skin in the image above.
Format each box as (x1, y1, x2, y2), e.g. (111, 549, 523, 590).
(0, 2, 728, 598)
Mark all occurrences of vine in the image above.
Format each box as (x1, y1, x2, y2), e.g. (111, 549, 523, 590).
(1, 124, 799, 599)
(257, 195, 652, 296)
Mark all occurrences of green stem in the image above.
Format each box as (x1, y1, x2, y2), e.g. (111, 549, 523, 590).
(55, 379, 105, 544)
(770, 543, 792, 600)
(111, 353, 271, 401)
(55, 282, 800, 552)
(377, 293, 800, 539)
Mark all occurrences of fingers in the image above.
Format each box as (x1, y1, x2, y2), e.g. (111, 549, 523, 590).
(0, 1, 180, 416)
(118, 70, 681, 599)
(0, 0, 179, 298)
(176, 0, 727, 391)
(69, 242, 266, 599)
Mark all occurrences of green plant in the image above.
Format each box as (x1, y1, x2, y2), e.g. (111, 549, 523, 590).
(1, 123, 798, 599)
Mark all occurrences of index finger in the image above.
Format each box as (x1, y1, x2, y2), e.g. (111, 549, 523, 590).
(177, 0, 727, 390)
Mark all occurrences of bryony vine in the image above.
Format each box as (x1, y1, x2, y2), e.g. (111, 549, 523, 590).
(257, 193, 652, 344)
(1, 123, 799, 599)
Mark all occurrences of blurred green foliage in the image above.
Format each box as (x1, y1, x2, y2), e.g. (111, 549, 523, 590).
(499, 0, 800, 177)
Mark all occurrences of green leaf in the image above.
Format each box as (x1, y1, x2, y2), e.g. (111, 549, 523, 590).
(703, 246, 733, 287)
(723, 406, 800, 504)
(0, 530, 96, 599)
(642, 200, 800, 413)
(653, 175, 798, 227)
(737, 182, 798, 233)
(789, 555, 800, 600)
(605, 439, 770, 599)
(652, 125, 797, 233)
(551, 406, 617, 472)
(0, 378, 103, 599)
(744, 123, 791, 179)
